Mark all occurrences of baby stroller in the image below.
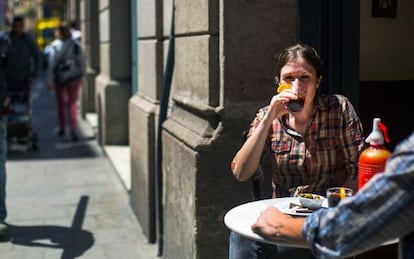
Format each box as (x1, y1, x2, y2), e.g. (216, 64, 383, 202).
(6, 90, 39, 150)
(0, 32, 38, 150)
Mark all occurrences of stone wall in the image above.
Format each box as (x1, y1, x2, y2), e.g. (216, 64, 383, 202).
(95, 0, 131, 145)
(161, 1, 298, 258)
(129, 0, 164, 243)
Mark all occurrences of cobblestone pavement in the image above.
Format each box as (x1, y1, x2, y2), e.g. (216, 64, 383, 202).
(0, 73, 158, 259)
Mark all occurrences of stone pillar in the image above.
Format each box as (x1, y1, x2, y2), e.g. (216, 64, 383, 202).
(161, 1, 298, 258)
(96, 1, 131, 145)
(129, 0, 165, 243)
(68, 0, 80, 21)
(80, 0, 99, 117)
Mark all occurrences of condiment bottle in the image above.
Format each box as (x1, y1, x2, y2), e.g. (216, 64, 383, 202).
(358, 118, 391, 190)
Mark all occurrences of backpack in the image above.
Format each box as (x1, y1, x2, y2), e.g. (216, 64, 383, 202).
(53, 40, 83, 86)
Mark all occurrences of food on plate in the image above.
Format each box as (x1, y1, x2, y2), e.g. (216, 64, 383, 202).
(288, 186, 324, 211)
(298, 195, 323, 210)
(289, 185, 310, 197)
(288, 202, 314, 214)
(297, 193, 320, 200)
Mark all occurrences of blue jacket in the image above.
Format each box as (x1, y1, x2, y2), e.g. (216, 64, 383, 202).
(5, 31, 40, 83)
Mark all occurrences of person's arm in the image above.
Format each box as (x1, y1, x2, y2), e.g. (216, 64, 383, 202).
(251, 206, 308, 247)
(46, 43, 59, 89)
(231, 108, 272, 182)
(75, 42, 86, 75)
(27, 34, 41, 78)
(252, 133, 414, 258)
(304, 132, 414, 258)
(231, 92, 291, 182)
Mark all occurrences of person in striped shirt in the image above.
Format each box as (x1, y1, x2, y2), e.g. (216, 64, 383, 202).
(252, 131, 414, 259)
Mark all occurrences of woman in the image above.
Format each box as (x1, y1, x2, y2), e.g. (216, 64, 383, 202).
(229, 43, 366, 258)
(46, 22, 85, 141)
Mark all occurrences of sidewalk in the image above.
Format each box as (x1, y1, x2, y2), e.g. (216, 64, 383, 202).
(0, 74, 158, 259)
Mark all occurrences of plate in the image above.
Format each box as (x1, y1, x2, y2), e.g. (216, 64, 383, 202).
(272, 197, 326, 216)
(286, 196, 328, 216)
(223, 197, 318, 247)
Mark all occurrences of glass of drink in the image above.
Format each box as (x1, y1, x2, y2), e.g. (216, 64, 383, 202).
(287, 80, 306, 113)
(326, 187, 353, 207)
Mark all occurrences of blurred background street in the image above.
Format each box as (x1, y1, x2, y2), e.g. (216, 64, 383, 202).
(0, 72, 157, 259)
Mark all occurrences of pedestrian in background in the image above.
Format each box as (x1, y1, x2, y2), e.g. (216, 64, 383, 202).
(46, 22, 85, 141)
(70, 20, 81, 43)
(4, 16, 40, 94)
(0, 32, 10, 237)
(2, 16, 39, 236)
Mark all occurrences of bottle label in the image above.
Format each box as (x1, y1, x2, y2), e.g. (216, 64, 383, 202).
(358, 163, 386, 189)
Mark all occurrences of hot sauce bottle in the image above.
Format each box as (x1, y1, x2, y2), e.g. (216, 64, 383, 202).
(358, 118, 391, 190)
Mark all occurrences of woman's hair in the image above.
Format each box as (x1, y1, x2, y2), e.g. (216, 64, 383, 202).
(57, 21, 72, 40)
(274, 43, 323, 83)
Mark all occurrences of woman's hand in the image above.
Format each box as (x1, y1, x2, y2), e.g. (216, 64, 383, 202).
(266, 90, 297, 121)
(231, 89, 297, 182)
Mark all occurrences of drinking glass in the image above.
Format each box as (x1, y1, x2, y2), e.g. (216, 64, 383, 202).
(287, 80, 306, 113)
(326, 187, 353, 207)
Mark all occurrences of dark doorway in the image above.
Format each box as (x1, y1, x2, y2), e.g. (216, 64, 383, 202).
(299, 0, 360, 111)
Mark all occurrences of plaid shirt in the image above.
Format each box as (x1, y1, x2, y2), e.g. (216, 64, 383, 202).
(304, 132, 414, 259)
(248, 94, 365, 197)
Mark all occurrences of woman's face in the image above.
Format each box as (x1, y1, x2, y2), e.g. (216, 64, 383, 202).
(279, 56, 321, 108)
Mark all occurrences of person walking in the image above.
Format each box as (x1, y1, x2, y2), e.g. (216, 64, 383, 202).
(70, 20, 81, 43)
(4, 16, 40, 94)
(46, 22, 85, 141)
(2, 15, 40, 235)
(0, 32, 10, 236)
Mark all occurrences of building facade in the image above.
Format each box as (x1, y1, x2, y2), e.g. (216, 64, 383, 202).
(70, 0, 413, 258)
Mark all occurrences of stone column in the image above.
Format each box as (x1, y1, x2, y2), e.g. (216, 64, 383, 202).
(68, 0, 80, 20)
(129, 0, 165, 243)
(96, 1, 131, 145)
(80, 0, 99, 117)
(161, 1, 298, 258)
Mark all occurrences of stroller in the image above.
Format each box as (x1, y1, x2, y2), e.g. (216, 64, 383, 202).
(6, 89, 39, 150)
(0, 32, 38, 150)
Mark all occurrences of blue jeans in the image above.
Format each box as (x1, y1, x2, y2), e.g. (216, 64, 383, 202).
(0, 116, 7, 222)
(229, 231, 316, 259)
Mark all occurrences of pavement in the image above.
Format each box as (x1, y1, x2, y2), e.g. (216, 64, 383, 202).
(0, 73, 158, 259)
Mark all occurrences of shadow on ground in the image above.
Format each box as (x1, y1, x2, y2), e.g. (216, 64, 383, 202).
(0, 196, 94, 259)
